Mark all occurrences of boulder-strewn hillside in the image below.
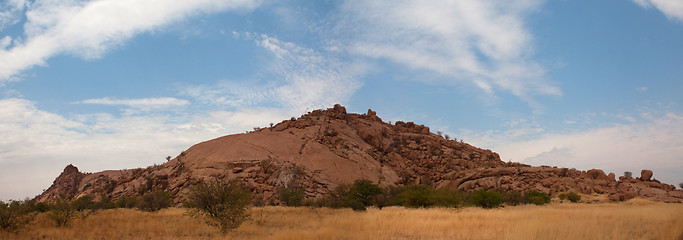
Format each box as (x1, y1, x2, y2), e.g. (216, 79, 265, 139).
(36, 105, 683, 203)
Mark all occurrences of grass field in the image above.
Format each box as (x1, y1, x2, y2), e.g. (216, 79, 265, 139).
(2, 198, 682, 240)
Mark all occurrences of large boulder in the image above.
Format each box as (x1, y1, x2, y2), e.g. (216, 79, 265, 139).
(640, 169, 653, 181)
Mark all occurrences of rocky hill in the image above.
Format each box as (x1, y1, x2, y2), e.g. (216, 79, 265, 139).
(36, 105, 683, 203)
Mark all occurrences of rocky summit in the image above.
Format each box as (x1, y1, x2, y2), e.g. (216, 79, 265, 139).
(36, 105, 683, 204)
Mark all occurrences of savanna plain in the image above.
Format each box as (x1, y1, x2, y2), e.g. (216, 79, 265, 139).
(2, 198, 681, 240)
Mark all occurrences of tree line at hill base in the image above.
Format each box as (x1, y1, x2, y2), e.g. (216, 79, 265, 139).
(2, 179, 580, 234)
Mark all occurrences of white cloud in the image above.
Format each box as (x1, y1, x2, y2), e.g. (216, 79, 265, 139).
(334, 0, 560, 100)
(181, 33, 366, 111)
(476, 113, 683, 187)
(0, 0, 263, 81)
(78, 97, 190, 111)
(634, 0, 683, 22)
(0, 0, 25, 31)
(0, 97, 289, 200)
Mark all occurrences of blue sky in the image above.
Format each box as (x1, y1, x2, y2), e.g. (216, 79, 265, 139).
(1, 0, 682, 200)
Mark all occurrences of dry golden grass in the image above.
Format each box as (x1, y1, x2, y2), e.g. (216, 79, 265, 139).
(2, 198, 682, 240)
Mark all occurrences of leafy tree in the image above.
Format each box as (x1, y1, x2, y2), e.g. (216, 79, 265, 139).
(524, 191, 551, 205)
(470, 190, 503, 208)
(0, 200, 36, 233)
(47, 197, 78, 227)
(139, 190, 173, 212)
(351, 179, 382, 207)
(184, 179, 251, 233)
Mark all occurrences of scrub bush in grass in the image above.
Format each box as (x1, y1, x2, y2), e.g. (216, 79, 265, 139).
(138, 190, 173, 212)
(559, 192, 581, 203)
(0, 200, 36, 233)
(184, 179, 251, 233)
(401, 184, 432, 208)
(524, 191, 551, 205)
(470, 190, 503, 208)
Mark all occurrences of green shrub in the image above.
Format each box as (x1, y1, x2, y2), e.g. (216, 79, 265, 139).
(95, 198, 116, 209)
(33, 202, 51, 213)
(524, 191, 551, 205)
(559, 192, 581, 203)
(0, 200, 36, 233)
(351, 179, 382, 207)
(401, 184, 432, 208)
(138, 190, 173, 212)
(72, 196, 96, 211)
(470, 190, 503, 208)
(375, 186, 404, 209)
(184, 179, 251, 233)
(278, 187, 305, 207)
(502, 191, 524, 206)
(116, 196, 139, 209)
(428, 188, 461, 208)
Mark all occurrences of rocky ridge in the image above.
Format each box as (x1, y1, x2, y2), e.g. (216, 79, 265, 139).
(36, 105, 683, 203)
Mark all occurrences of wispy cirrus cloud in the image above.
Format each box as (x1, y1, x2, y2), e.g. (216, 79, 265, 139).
(0, 0, 25, 31)
(333, 0, 559, 101)
(181, 33, 366, 111)
(77, 97, 190, 111)
(0, 0, 264, 81)
(633, 0, 683, 22)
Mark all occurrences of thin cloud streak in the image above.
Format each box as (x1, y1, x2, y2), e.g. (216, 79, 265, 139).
(78, 97, 190, 110)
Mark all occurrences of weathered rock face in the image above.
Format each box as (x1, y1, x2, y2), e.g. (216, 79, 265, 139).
(35, 105, 683, 204)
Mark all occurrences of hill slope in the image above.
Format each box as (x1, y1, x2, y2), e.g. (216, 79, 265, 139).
(36, 105, 683, 203)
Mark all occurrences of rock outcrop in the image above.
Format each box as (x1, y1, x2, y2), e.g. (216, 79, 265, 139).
(36, 105, 683, 204)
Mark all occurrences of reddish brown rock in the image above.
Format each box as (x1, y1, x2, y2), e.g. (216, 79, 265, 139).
(640, 169, 653, 181)
(35, 105, 683, 204)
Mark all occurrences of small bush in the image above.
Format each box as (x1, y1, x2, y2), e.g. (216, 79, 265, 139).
(524, 191, 551, 205)
(559, 192, 581, 203)
(278, 187, 305, 207)
(502, 191, 524, 206)
(401, 184, 432, 208)
(138, 190, 173, 212)
(428, 188, 461, 208)
(470, 190, 503, 209)
(0, 200, 36, 233)
(72, 196, 96, 211)
(116, 196, 139, 209)
(95, 198, 116, 209)
(33, 202, 51, 213)
(184, 179, 251, 233)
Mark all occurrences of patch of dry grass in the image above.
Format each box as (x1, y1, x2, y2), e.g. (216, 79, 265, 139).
(2, 198, 682, 240)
